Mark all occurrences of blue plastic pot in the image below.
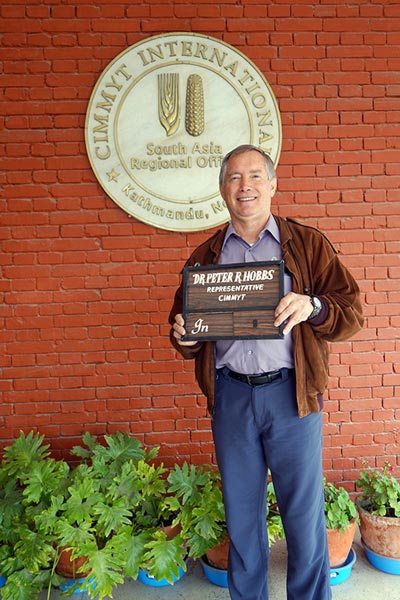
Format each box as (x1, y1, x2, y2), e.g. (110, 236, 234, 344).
(200, 556, 228, 588)
(137, 564, 186, 587)
(329, 548, 357, 585)
(59, 576, 96, 595)
(0, 575, 6, 588)
(362, 540, 400, 575)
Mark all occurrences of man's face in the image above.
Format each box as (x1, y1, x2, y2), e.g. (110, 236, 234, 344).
(219, 150, 277, 229)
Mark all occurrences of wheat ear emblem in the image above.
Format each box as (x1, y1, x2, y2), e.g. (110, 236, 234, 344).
(158, 73, 180, 137)
(185, 74, 205, 136)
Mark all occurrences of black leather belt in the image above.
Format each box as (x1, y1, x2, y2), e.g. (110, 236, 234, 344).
(227, 369, 282, 386)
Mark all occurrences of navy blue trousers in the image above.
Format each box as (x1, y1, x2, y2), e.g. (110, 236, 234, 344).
(212, 367, 332, 600)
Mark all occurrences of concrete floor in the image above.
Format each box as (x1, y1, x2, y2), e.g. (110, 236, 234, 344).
(41, 530, 400, 600)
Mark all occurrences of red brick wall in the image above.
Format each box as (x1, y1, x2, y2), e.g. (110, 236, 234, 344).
(1, 1, 399, 487)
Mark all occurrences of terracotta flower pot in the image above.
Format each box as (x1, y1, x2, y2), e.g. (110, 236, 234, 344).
(327, 519, 357, 567)
(163, 524, 182, 540)
(56, 547, 90, 579)
(205, 536, 230, 570)
(356, 497, 400, 559)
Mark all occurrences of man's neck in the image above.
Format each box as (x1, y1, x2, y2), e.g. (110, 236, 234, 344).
(231, 215, 271, 244)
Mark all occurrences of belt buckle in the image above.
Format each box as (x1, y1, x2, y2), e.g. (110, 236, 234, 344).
(246, 374, 253, 386)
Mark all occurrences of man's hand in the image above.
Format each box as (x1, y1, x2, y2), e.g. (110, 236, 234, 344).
(274, 292, 314, 335)
(172, 313, 199, 346)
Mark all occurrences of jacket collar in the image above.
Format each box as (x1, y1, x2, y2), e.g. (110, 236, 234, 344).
(207, 215, 295, 262)
(209, 224, 229, 262)
(273, 214, 293, 248)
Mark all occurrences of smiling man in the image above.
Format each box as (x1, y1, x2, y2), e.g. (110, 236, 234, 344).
(218, 148, 277, 242)
(169, 144, 363, 600)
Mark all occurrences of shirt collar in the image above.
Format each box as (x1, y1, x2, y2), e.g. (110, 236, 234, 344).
(222, 214, 280, 250)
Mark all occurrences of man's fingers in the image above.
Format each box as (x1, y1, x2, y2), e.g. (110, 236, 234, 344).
(274, 292, 314, 332)
(173, 314, 198, 346)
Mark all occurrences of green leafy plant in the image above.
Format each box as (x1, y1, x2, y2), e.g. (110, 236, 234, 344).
(356, 461, 400, 518)
(0, 431, 168, 600)
(170, 465, 285, 554)
(0, 431, 67, 600)
(323, 478, 358, 532)
(46, 432, 184, 595)
(169, 464, 284, 568)
(0, 430, 285, 597)
(266, 479, 285, 547)
(167, 462, 226, 558)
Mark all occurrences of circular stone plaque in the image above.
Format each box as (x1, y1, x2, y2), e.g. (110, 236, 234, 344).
(85, 33, 282, 232)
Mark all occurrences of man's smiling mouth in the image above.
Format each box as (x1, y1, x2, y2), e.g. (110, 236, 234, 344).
(237, 196, 256, 202)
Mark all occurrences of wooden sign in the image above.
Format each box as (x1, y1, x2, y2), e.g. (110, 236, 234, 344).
(182, 260, 284, 340)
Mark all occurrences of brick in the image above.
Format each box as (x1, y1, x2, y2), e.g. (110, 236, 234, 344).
(0, 3, 398, 480)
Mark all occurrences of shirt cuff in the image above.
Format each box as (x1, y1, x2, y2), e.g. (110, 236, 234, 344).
(308, 296, 328, 326)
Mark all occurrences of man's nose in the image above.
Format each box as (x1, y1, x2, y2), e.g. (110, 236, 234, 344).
(240, 177, 251, 190)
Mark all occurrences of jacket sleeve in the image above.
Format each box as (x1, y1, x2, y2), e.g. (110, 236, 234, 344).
(308, 237, 364, 342)
(168, 259, 204, 360)
(168, 226, 226, 360)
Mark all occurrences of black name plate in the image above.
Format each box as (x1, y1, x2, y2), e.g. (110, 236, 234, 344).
(182, 260, 284, 340)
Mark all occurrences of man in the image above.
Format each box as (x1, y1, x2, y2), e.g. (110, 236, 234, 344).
(169, 145, 363, 600)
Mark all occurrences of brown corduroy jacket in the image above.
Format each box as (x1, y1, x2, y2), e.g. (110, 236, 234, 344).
(169, 215, 364, 418)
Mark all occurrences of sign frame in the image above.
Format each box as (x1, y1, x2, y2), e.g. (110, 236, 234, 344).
(182, 260, 285, 341)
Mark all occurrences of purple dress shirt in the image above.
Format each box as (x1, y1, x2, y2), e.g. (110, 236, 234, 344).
(215, 215, 294, 375)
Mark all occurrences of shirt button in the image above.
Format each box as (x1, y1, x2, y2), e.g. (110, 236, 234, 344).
(248, 350, 253, 355)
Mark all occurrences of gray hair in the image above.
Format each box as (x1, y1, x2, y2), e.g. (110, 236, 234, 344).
(219, 144, 276, 186)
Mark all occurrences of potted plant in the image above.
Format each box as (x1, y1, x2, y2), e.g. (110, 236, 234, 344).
(48, 431, 189, 593)
(1, 430, 285, 594)
(112, 457, 187, 588)
(323, 478, 358, 568)
(0, 431, 68, 600)
(166, 462, 226, 559)
(0, 430, 187, 598)
(197, 476, 285, 587)
(124, 460, 226, 587)
(356, 461, 400, 574)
